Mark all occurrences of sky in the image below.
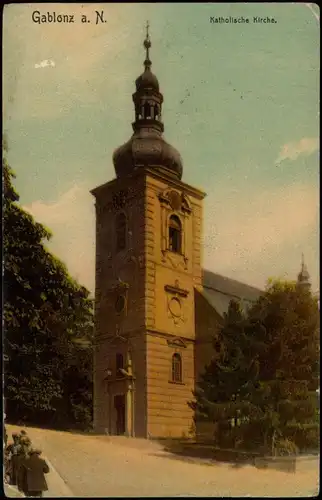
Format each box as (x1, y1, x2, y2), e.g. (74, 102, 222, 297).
(3, 2, 320, 294)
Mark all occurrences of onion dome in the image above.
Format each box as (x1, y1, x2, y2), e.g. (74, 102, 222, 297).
(135, 69, 159, 92)
(113, 21, 183, 180)
(113, 128, 183, 179)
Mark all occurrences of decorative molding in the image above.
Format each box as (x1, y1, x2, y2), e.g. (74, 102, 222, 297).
(164, 284, 189, 298)
(145, 328, 195, 344)
(159, 188, 191, 268)
(165, 282, 188, 326)
(168, 297, 182, 318)
(167, 337, 187, 349)
(168, 380, 185, 386)
(165, 252, 188, 271)
(158, 189, 192, 215)
(108, 279, 130, 292)
(103, 328, 129, 346)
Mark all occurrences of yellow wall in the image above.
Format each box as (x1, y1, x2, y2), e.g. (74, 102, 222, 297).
(92, 168, 206, 438)
(146, 333, 195, 438)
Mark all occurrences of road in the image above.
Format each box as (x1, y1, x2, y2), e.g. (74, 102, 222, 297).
(5, 425, 319, 497)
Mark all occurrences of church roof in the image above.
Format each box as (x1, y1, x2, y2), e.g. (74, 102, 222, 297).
(201, 269, 263, 317)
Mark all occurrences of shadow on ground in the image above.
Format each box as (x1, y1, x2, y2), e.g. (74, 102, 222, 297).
(154, 438, 257, 469)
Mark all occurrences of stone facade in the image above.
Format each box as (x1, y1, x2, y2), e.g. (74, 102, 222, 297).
(91, 27, 264, 439)
(92, 167, 206, 438)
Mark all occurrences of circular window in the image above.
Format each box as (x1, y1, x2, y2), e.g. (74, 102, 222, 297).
(115, 295, 126, 313)
(169, 297, 182, 318)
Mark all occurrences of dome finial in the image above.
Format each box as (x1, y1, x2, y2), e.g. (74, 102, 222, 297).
(143, 20, 152, 70)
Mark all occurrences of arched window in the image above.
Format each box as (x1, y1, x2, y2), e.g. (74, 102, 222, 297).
(116, 353, 124, 378)
(169, 215, 182, 253)
(144, 102, 151, 119)
(115, 213, 127, 252)
(172, 353, 182, 383)
(154, 104, 159, 120)
(135, 104, 142, 120)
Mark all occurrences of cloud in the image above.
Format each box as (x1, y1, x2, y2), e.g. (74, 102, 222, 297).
(275, 137, 319, 164)
(23, 183, 95, 292)
(22, 178, 319, 295)
(34, 59, 55, 69)
(203, 181, 319, 290)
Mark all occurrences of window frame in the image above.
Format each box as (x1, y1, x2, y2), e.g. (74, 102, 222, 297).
(115, 353, 124, 378)
(115, 212, 127, 253)
(171, 352, 183, 384)
(168, 214, 182, 254)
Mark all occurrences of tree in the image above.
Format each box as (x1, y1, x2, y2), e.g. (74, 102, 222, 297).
(247, 279, 320, 454)
(189, 300, 261, 448)
(3, 135, 93, 428)
(190, 279, 319, 454)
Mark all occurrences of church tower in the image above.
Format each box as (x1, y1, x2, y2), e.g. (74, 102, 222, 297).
(91, 24, 205, 438)
(297, 253, 311, 291)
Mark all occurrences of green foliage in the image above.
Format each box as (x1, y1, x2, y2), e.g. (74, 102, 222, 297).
(190, 279, 320, 454)
(273, 437, 299, 456)
(247, 280, 319, 452)
(3, 136, 93, 429)
(189, 300, 262, 444)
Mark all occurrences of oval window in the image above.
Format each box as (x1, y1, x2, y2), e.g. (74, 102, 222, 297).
(115, 295, 126, 313)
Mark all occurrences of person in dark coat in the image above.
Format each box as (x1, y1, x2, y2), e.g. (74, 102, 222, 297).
(18, 429, 28, 443)
(17, 436, 32, 493)
(6, 433, 21, 485)
(23, 448, 50, 498)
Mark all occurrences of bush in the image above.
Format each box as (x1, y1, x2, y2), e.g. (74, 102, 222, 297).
(274, 437, 299, 456)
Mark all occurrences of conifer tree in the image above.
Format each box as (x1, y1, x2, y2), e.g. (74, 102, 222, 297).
(247, 280, 320, 454)
(189, 300, 261, 447)
(190, 279, 320, 454)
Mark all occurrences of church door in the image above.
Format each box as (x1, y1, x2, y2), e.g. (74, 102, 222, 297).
(114, 394, 126, 435)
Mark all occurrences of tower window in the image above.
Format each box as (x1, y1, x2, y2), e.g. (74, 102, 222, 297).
(116, 212, 127, 252)
(172, 353, 182, 383)
(144, 102, 151, 119)
(116, 353, 124, 378)
(169, 215, 182, 254)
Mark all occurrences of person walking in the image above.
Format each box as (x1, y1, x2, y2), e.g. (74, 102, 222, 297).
(16, 436, 32, 494)
(19, 429, 29, 443)
(6, 433, 21, 485)
(22, 448, 50, 498)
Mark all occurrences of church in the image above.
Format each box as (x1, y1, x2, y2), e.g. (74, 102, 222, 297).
(91, 27, 311, 439)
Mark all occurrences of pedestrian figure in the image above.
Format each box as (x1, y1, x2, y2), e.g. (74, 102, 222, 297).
(6, 433, 21, 485)
(16, 436, 32, 493)
(19, 429, 28, 442)
(23, 448, 49, 498)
